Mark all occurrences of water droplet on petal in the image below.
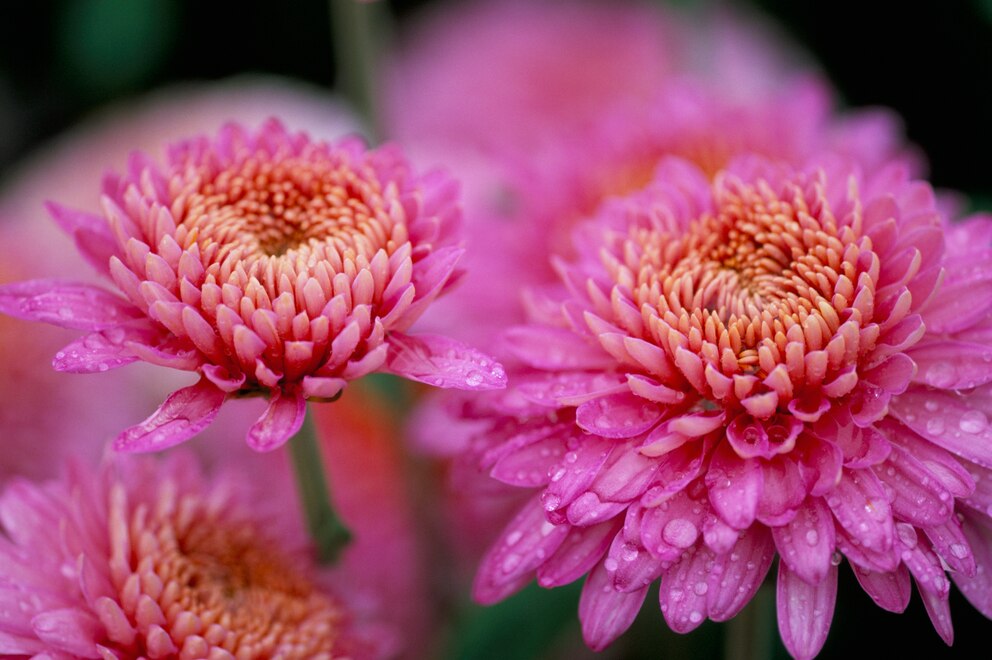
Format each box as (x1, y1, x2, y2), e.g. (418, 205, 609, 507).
(693, 582, 708, 596)
(926, 417, 945, 435)
(805, 530, 819, 546)
(924, 400, 939, 413)
(959, 410, 987, 434)
(604, 558, 619, 572)
(924, 362, 956, 388)
(950, 543, 969, 559)
(830, 551, 843, 566)
(688, 611, 703, 623)
(662, 518, 699, 549)
(506, 531, 522, 546)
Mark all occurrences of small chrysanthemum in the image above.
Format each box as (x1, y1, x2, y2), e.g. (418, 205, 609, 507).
(0, 454, 376, 659)
(457, 156, 992, 658)
(0, 119, 504, 452)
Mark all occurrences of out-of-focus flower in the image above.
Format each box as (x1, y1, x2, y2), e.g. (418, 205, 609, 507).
(0, 78, 355, 481)
(448, 81, 919, 344)
(0, 452, 383, 658)
(451, 155, 992, 658)
(0, 119, 505, 453)
(383, 0, 675, 151)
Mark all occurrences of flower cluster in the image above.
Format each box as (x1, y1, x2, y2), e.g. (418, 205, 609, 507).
(0, 1, 989, 658)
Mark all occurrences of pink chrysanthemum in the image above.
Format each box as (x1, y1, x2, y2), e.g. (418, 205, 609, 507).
(0, 119, 505, 452)
(456, 156, 992, 658)
(0, 453, 379, 659)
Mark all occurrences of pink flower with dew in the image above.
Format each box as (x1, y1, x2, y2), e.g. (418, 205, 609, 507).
(0, 78, 356, 480)
(0, 453, 381, 658)
(455, 155, 992, 658)
(0, 119, 506, 453)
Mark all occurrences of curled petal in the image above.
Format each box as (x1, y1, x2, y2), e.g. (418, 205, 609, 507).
(246, 387, 306, 452)
(0, 279, 141, 331)
(579, 561, 648, 652)
(115, 379, 227, 452)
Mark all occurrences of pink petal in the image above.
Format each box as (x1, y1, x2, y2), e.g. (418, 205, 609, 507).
(115, 379, 227, 452)
(825, 468, 894, 555)
(889, 386, 992, 468)
(542, 437, 615, 522)
(473, 495, 569, 604)
(852, 563, 911, 613)
(575, 392, 662, 439)
(31, 608, 102, 658)
(707, 526, 776, 621)
(919, 588, 954, 646)
(874, 444, 953, 527)
(705, 440, 763, 529)
(537, 519, 621, 588)
(503, 325, 614, 370)
(0, 279, 141, 330)
(385, 332, 506, 390)
(879, 419, 975, 498)
(909, 339, 992, 389)
(393, 246, 464, 331)
(46, 202, 118, 278)
(659, 545, 712, 633)
(516, 371, 627, 408)
(606, 518, 664, 593)
(579, 561, 648, 652)
(640, 491, 703, 563)
(776, 561, 838, 660)
(954, 511, 992, 618)
(772, 498, 835, 585)
(301, 375, 347, 400)
(566, 491, 628, 526)
(924, 518, 976, 576)
(920, 276, 992, 334)
(52, 330, 144, 373)
(756, 456, 807, 526)
(246, 387, 306, 452)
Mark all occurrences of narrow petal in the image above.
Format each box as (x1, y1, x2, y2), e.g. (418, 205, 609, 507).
(579, 561, 648, 652)
(0, 279, 141, 330)
(776, 561, 838, 660)
(889, 386, 992, 468)
(852, 564, 911, 613)
(385, 332, 506, 390)
(705, 441, 763, 529)
(772, 498, 835, 585)
(707, 526, 776, 621)
(246, 387, 306, 452)
(46, 202, 119, 277)
(115, 379, 227, 452)
(52, 330, 143, 373)
(537, 519, 621, 588)
(575, 392, 662, 439)
(954, 511, 992, 618)
(909, 339, 992, 389)
(473, 496, 569, 604)
(825, 469, 894, 555)
(660, 545, 712, 633)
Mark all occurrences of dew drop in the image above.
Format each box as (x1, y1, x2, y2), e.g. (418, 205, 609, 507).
(550, 467, 566, 482)
(830, 551, 843, 566)
(950, 543, 969, 559)
(924, 362, 956, 388)
(924, 400, 939, 413)
(688, 611, 703, 623)
(57, 306, 72, 319)
(621, 543, 640, 561)
(541, 492, 561, 512)
(693, 582, 708, 596)
(506, 531, 522, 546)
(662, 519, 699, 549)
(604, 558, 619, 572)
(564, 451, 578, 464)
(501, 553, 521, 574)
(465, 371, 484, 387)
(926, 417, 945, 435)
(959, 410, 987, 434)
(805, 529, 819, 546)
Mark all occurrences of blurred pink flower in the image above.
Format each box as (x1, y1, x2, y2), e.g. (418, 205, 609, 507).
(450, 156, 992, 658)
(0, 119, 505, 453)
(0, 78, 358, 481)
(0, 452, 383, 658)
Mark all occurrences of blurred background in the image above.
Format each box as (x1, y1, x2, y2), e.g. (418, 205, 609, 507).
(1, 1, 990, 659)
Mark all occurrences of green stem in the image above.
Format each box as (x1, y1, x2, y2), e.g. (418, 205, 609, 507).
(329, 0, 386, 139)
(724, 582, 775, 660)
(289, 408, 352, 564)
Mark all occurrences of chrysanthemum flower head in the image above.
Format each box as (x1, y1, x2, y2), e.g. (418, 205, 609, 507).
(457, 155, 992, 658)
(0, 453, 380, 658)
(0, 119, 505, 452)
